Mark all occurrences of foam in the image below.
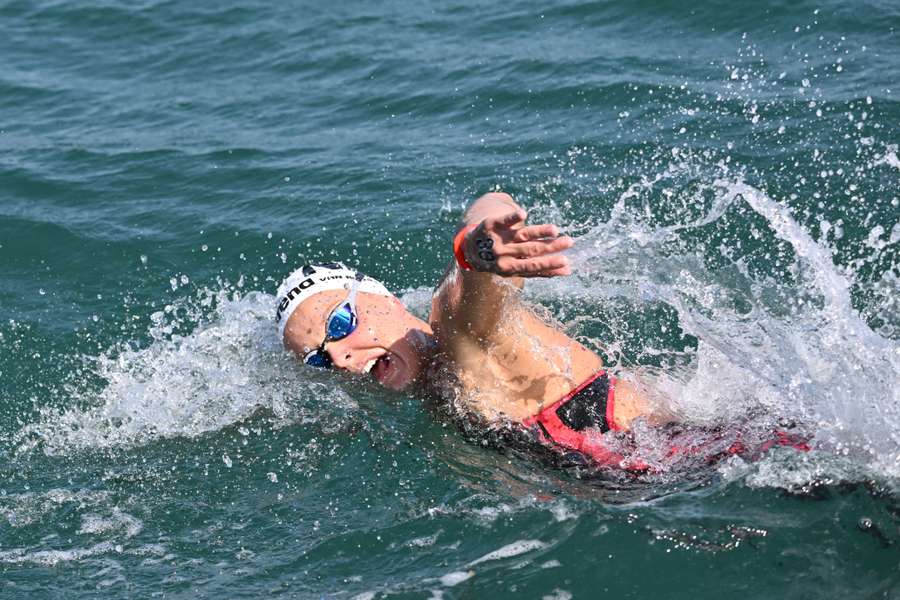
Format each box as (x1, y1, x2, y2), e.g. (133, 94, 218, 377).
(467, 539, 546, 566)
(439, 571, 474, 587)
(1, 489, 111, 527)
(0, 542, 117, 566)
(77, 508, 143, 538)
(11, 289, 356, 455)
(0, 489, 145, 567)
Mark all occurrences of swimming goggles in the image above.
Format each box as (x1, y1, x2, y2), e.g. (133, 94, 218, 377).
(303, 272, 363, 368)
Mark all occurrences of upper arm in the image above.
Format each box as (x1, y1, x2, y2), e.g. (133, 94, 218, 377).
(431, 192, 602, 397)
(433, 192, 524, 344)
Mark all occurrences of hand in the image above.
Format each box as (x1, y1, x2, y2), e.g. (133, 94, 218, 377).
(464, 209, 574, 277)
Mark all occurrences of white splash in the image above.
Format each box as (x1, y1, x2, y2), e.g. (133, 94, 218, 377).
(11, 289, 356, 455)
(529, 174, 900, 484)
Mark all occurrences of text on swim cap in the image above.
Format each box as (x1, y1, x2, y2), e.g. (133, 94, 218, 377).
(275, 273, 356, 323)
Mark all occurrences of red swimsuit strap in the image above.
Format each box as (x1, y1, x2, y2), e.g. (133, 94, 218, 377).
(522, 371, 632, 469)
(525, 370, 620, 431)
(520, 372, 809, 473)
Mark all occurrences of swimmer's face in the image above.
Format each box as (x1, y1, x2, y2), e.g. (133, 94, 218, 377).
(283, 290, 432, 391)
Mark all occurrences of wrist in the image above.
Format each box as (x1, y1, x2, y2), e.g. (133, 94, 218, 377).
(453, 223, 478, 271)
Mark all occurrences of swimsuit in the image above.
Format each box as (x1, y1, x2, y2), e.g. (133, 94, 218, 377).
(520, 371, 810, 473)
(522, 371, 643, 469)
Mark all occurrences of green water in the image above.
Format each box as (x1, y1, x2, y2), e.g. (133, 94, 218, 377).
(1, 1, 898, 597)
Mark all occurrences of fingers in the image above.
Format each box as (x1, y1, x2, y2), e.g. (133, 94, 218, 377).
(529, 265, 573, 278)
(513, 223, 559, 242)
(485, 209, 527, 231)
(506, 236, 573, 259)
(497, 254, 571, 276)
(469, 210, 574, 278)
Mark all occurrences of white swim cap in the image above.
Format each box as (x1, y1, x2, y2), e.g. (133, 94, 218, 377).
(275, 262, 392, 340)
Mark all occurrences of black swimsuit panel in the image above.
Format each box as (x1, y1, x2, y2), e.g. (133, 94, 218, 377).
(554, 372, 612, 433)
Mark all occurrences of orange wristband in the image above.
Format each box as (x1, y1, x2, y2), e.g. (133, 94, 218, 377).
(453, 223, 478, 271)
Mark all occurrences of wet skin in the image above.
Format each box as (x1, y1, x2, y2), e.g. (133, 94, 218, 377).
(282, 192, 652, 427)
(283, 290, 434, 391)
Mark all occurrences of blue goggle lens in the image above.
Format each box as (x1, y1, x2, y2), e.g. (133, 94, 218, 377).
(326, 303, 356, 340)
(304, 302, 358, 369)
(304, 350, 333, 368)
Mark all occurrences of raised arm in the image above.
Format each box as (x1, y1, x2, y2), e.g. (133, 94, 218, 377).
(434, 192, 573, 342)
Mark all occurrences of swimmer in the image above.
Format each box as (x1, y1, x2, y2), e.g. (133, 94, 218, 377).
(276, 192, 807, 472)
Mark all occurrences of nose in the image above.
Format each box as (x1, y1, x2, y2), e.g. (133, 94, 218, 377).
(325, 340, 358, 372)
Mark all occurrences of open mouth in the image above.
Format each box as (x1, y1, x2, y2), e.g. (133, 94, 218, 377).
(362, 350, 409, 390)
(363, 352, 390, 375)
(370, 353, 393, 384)
(364, 352, 406, 389)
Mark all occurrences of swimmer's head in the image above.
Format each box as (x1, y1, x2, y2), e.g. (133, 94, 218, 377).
(275, 262, 434, 390)
(274, 262, 392, 340)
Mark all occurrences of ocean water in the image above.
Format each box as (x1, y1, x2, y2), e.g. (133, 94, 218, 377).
(1, 0, 898, 597)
